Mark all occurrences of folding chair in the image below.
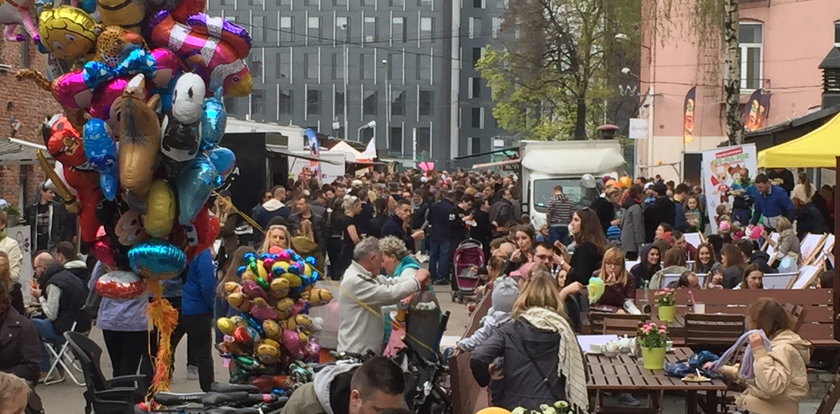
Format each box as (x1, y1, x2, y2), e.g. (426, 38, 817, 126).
(42, 321, 86, 386)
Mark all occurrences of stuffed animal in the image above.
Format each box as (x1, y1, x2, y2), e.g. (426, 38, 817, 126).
(94, 25, 147, 67)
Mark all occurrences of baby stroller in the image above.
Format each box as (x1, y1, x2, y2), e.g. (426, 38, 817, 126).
(450, 238, 485, 303)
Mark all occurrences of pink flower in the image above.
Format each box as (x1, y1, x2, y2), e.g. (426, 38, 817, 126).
(659, 325, 667, 331)
(658, 329, 666, 334)
(643, 326, 651, 333)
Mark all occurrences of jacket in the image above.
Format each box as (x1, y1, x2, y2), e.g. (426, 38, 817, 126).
(471, 318, 567, 410)
(0, 234, 22, 282)
(630, 245, 661, 288)
(252, 199, 290, 229)
(673, 201, 687, 232)
(0, 307, 41, 383)
(458, 310, 511, 352)
(717, 330, 811, 414)
(282, 363, 360, 414)
(568, 242, 602, 286)
(381, 215, 412, 251)
(39, 264, 87, 334)
(489, 199, 513, 228)
(776, 229, 801, 258)
(25, 200, 74, 251)
(64, 259, 90, 285)
(620, 199, 645, 253)
(747, 185, 794, 225)
(643, 197, 676, 242)
(792, 202, 828, 239)
(182, 250, 216, 316)
(589, 197, 615, 234)
(337, 261, 420, 354)
(427, 199, 458, 242)
(289, 210, 327, 249)
(411, 200, 429, 230)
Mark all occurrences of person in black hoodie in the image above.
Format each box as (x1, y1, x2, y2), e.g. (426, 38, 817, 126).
(367, 198, 390, 239)
(30, 252, 88, 376)
(630, 244, 662, 288)
(791, 196, 828, 239)
(590, 186, 622, 234)
(643, 183, 676, 243)
(472, 195, 493, 260)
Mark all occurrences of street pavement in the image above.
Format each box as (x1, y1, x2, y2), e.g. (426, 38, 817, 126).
(37, 284, 831, 413)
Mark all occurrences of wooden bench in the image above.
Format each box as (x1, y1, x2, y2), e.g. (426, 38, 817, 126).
(449, 294, 491, 414)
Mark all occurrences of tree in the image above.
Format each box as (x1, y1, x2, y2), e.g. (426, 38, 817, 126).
(476, 0, 640, 141)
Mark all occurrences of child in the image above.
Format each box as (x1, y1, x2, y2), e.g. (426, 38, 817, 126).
(457, 276, 519, 352)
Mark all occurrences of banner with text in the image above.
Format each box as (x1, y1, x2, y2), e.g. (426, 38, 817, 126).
(701, 143, 757, 233)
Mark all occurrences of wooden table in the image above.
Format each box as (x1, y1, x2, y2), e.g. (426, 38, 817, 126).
(587, 347, 727, 414)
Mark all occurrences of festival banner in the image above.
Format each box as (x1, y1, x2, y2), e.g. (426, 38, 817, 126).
(683, 86, 696, 144)
(304, 128, 321, 181)
(701, 143, 758, 233)
(743, 89, 771, 132)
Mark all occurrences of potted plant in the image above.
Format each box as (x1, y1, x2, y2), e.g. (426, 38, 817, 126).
(654, 288, 676, 322)
(2, 204, 21, 227)
(511, 400, 570, 414)
(637, 322, 669, 370)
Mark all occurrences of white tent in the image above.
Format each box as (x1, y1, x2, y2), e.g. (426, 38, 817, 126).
(328, 141, 363, 162)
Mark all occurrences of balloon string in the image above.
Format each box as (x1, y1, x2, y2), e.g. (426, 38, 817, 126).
(212, 191, 265, 234)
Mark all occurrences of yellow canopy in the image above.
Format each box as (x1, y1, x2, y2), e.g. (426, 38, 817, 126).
(758, 113, 840, 168)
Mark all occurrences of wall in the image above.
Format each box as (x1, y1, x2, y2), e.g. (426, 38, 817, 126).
(639, 0, 840, 182)
(0, 39, 59, 210)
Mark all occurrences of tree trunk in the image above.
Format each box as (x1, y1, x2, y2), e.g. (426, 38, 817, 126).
(722, 0, 742, 145)
(574, 97, 587, 139)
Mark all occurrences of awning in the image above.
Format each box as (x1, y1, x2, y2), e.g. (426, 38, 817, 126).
(473, 159, 520, 169)
(265, 144, 342, 165)
(0, 137, 47, 165)
(758, 113, 840, 168)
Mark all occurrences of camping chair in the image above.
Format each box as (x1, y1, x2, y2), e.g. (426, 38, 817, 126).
(64, 331, 148, 414)
(762, 272, 798, 289)
(42, 321, 86, 386)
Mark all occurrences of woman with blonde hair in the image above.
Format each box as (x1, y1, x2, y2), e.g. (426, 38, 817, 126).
(0, 372, 30, 414)
(591, 247, 637, 313)
(471, 274, 587, 412)
(260, 223, 291, 253)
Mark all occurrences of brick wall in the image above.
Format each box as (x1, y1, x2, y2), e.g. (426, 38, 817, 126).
(0, 37, 60, 210)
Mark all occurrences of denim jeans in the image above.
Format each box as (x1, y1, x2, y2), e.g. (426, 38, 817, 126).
(549, 225, 570, 246)
(428, 239, 452, 282)
(32, 318, 64, 372)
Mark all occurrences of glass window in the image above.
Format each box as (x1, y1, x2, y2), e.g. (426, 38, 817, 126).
(471, 107, 484, 128)
(305, 0, 318, 4)
(391, 90, 405, 116)
(420, 17, 433, 41)
(336, 17, 350, 42)
(364, 17, 377, 42)
(308, 17, 320, 43)
(533, 179, 586, 212)
(221, 0, 234, 6)
(280, 17, 293, 43)
(835, 21, 840, 44)
(360, 53, 374, 80)
(472, 47, 482, 67)
(419, 90, 432, 116)
(417, 54, 430, 80)
(249, 57, 262, 78)
(468, 17, 481, 39)
(251, 90, 264, 117)
(390, 126, 403, 154)
(334, 0, 346, 5)
(469, 137, 481, 155)
(392, 17, 405, 42)
(362, 0, 375, 5)
(278, 89, 292, 115)
(363, 90, 377, 115)
(390, 0, 403, 6)
(248, 0, 262, 7)
(738, 23, 762, 90)
(473, 0, 483, 7)
(419, 0, 432, 6)
(251, 16, 265, 44)
(275, 50, 289, 80)
(332, 51, 344, 79)
(335, 90, 344, 116)
(468, 77, 481, 98)
(416, 127, 430, 158)
(492, 17, 502, 39)
(389, 53, 402, 81)
(278, 0, 290, 5)
(223, 97, 237, 115)
(307, 89, 320, 115)
(305, 53, 317, 79)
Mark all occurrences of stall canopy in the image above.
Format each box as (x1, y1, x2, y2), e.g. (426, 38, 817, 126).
(758, 113, 840, 168)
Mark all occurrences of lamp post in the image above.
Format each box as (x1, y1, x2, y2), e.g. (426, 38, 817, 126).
(357, 120, 376, 142)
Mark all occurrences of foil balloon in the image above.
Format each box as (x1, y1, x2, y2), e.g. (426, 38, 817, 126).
(144, 10, 252, 97)
(96, 0, 146, 34)
(199, 91, 226, 150)
(95, 270, 146, 299)
(63, 167, 102, 243)
(143, 180, 176, 238)
(160, 116, 200, 162)
(207, 147, 235, 180)
(115, 209, 148, 246)
(37, 5, 96, 59)
(94, 25, 147, 67)
(119, 75, 162, 213)
(176, 155, 220, 225)
(91, 227, 117, 268)
(128, 239, 186, 280)
(1, 0, 38, 43)
(42, 114, 90, 169)
(171, 72, 205, 124)
(82, 118, 119, 201)
(183, 206, 220, 259)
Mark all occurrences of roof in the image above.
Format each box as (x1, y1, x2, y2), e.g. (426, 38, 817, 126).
(758, 112, 840, 168)
(819, 47, 840, 70)
(520, 143, 625, 175)
(0, 137, 43, 165)
(744, 104, 840, 152)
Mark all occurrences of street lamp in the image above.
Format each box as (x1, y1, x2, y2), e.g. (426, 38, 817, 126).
(357, 120, 376, 142)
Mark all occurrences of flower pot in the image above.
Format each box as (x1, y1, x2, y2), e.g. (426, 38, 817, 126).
(658, 305, 675, 323)
(641, 346, 666, 370)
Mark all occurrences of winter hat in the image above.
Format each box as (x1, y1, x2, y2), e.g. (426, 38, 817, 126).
(491, 276, 519, 314)
(606, 225, 621, 240)
(749, 225, 764, 240)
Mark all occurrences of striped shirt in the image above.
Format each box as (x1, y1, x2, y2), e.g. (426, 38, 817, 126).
(547, 193, 574, 226)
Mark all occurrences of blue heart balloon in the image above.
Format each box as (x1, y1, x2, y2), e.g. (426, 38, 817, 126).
(176, 155, 220, 225)
(82, 118, 119, 201)
(207, 147, 236, 180)
(128, 239, 186, 280)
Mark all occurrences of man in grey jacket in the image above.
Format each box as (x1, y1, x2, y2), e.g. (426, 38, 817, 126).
(337, 237, 429, 355)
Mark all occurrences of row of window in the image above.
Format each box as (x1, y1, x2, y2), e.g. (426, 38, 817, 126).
(238, 0, 434, 7)
(468, 16, 503, 39)
(265, 49, 434, 82)
(255, 15, 435, 45)
(386, 126, 431, 155)
(248, 88, 435, 117)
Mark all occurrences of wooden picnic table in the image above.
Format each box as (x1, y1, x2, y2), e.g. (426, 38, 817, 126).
(587, 347, 727, 414)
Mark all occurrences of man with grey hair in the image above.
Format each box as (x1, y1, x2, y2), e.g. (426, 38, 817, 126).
(338, 237, 429, 355)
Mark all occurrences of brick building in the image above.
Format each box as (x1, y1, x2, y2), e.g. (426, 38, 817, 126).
(0, 40, 61, 211)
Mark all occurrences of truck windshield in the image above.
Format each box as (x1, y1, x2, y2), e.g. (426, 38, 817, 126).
(533, 178, 591, 213)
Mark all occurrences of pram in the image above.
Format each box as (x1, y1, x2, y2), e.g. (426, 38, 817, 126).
(450, 238, 485, 303)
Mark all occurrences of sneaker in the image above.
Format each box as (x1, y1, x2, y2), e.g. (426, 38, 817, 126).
(617, 392, 641, 406)
(186, 365, 199, 380)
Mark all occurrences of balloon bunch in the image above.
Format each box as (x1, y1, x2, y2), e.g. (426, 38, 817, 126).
(12, 0, 252, 393)
(216, 249, 333, 395)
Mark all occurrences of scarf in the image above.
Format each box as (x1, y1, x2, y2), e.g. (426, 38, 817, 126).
(519, 307, 589, 414)
(391, 255, 420, 278)
(711, 329, 772, 380)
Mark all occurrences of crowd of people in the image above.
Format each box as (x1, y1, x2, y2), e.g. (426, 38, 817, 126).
(0, 164, 832, 413)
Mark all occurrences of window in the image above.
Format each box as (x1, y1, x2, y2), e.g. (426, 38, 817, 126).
(392, 17, 406, 42)
(221, 0, 234, 6)
(251, 90, 264, 117)
(835, 21, 840, 45)
(492, 17, 502, 39)
(248, 0, 262, 7)
(364, 17, 377, 42)
(738, 23, 762, 90)
(249, 57, 262, 78)
(280, 17, 293, 42)
(304, 0, 318, 5)
(468, 77, 481, 99)
(416, 127, 430, 157)
(305, 53, 318, 79)
(278, 0, 290, 5)
(334, 0, 346, 5)
(335, 90, 344, 116)
(360, 53, 374, 80)
(390, 0, 403, 6)
(307, 89, 320, 115)
(362, 0, 375, 5)
(420, 17, 433, 41)
(473, 0, 484, 7)
(417, 55, 430, 80)
(363, 90, 377, 115)
(390, 126, 403, 154)
(391, 90, 405, 116)
(278, 89, 292, 115)
(224, 97, 237, 115)
(419, 0, 432, 6)
(336, 17, 350, 42)
(469, 137, 481, 155)
(275, 50, 289, 79)
(419, 90, 432, 116)
(332, 51, 344, 79)
(472, 47, 482, 67)
(471, 107, 485, 128)
(308, 17, 320, 43)
(389, 53, 402, 81)
(468, 17, 481, 39)
(251, 16, 265, 44)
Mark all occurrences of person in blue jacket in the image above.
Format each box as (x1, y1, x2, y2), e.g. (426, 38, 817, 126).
(171, 249, 216, 391)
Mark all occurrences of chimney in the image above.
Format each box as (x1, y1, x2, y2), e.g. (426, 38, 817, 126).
(819, 46, 840, 109)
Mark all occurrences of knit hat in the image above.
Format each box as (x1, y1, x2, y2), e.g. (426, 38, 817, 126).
(491, 276, 519, 313)
(606, 225, 621, 240)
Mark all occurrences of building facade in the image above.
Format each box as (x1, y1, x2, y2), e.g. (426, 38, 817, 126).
(638, 0, 840, 182)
